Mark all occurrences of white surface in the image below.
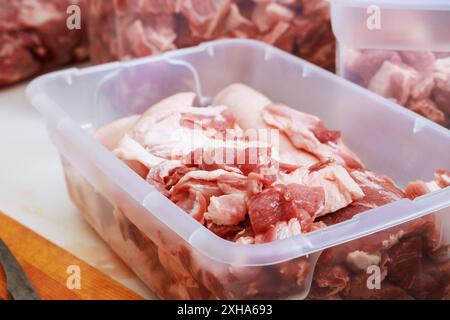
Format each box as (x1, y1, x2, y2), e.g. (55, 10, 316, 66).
(0, 82, 156, 300)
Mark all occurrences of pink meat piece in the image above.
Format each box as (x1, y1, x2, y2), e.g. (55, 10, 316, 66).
(146, 160, 195, 196)
(247, 163, 363, 235)
(255, 218, 302, 243)
(387, 236, 423, 290)
(225, 3, 258, 37)
(309, 265, 350, 299)
(346, 50, 402, 85)
(306, 164, 365, 216)
(262, 104, 364, 169)
(248, 183, 325, 234)
(0, 0, 88, 87)
(408, 99, 446, 125)
(251, 2, 295, 33)
(405, 169, 450, 199)
(400, 51, 436, 100)
(170, 169, 248, 222)
(118, 105, 238, 163)
(184, 144, 277, 184)
(367, 60, 419, 105)
(0, 33, 41, 85)
(400, 51, 436, 73)
(299, 0, 329, 14)
(180, 0, 232, 38)
(343, 276, 414, 300)
(124, 16, 176, 57)
(205, 193, 247, 226)
(320, 169, 405, 225)
(137, 0, 181, 15)
(433, 57, 450, 115)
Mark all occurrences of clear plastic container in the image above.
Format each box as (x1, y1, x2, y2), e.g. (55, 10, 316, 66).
(87, 0, 336, 71)
(27, 40, 450, 299)
(331, 0, 450, 128)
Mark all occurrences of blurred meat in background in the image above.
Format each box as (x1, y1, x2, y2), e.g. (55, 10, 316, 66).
(88, 0, 335, 70)
(0, 0, 88, 86)
(0, 0, 336, 87)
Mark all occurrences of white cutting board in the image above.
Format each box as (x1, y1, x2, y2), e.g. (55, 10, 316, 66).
(0, 81, 156, 300)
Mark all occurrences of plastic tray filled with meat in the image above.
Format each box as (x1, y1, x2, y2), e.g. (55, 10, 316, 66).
(87, 0, 335, 71)
(27, 40, 450, 299)
(330, 0, 450, 129)
(0, 0, 88, 87)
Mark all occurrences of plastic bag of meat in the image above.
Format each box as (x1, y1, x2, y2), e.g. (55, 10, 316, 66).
(331, 1, 450, 128)
(0, 0, 89, 87)
(87, 0, 335, 70)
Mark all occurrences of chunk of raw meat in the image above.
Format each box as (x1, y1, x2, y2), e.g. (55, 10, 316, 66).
(342, 275, 414, 300)
(387, 236, 423, 290)
(346, 50, 402, 85)
(0, 0, 88, 86)
(213, 83, 319, 167)
(262, 104, 364, 169)
(405, 169, 450, 199)
(255, 218, 302, 243)
(408, 99, 446, 125)
(342, 49, 450, 128)
(367, 61, 418, 105)
(248, 183, 325, 234)
(88, 0, 335, 71)
(251, 2, 295, 33)
(124, 16, 176, 57)
(205, 193, 247, 226)
(309, 265, 350, 299)
(180, 0, 231, 38)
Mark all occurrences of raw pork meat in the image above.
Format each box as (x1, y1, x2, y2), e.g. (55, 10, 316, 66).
(342, 48, 450, 128)
(89, 83, 449, 300)
(0, 0, 88, 87)
(87, 0, 335, 70)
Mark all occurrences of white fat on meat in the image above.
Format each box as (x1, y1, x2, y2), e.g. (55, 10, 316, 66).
(113, 134, 166, 168)
(180, 0, 231, 38)
(205, 193, 247, 226)
(255, 218, 302, 243)
(142, 92, 197, 118)
(131, 109, 210, 159)
(251, 2, 295, 33)
(94, 115, 140, 150)
(213, 83, 319, 167)
(18, 0, 63, 27)
(307, 165, 364, 216)
(262, 104, 363, 169)
(367, 60, 418, 105)
(346, 250, 381, 271)
(116, 102, 237, 165)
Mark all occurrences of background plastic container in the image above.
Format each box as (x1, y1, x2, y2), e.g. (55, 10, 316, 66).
(27, 40, 450, 299)
(87, 0, 336, 71)
(331, 0, 450, 129)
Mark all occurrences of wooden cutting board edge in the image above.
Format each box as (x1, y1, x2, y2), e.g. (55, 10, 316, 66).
(0, 211, 143, 300)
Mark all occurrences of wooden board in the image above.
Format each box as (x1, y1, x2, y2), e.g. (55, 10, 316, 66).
(0, 211, 142, 300)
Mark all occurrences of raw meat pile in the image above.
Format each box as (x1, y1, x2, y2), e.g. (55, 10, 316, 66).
(342, 49, 450, 128)
(88, 0, 335, 70)
(93, 83, 450, 299)
(0, 0, 88, 87)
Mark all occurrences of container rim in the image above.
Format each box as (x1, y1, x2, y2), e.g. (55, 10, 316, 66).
(331, 0, 450, 10)
(26, 39, 450, 266)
